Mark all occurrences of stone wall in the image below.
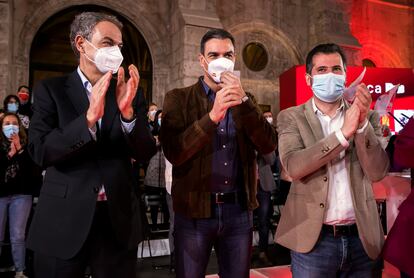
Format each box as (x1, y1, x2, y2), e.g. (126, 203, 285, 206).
(350, 0, 414, 68)
(0, 0, 10, 98)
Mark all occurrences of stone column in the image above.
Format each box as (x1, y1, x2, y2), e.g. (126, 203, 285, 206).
(171, 0, 223, 88)
(0, 0, 10, 100)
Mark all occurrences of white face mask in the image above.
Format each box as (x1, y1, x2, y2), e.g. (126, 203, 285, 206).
(148, 110, 157, 119)
(266, 117, 273, 124)
(204, 57, 235, 83)
(84, 40, 124, 74)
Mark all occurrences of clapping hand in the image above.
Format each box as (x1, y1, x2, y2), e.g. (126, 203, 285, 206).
(341, 104, 361, 140)
(116, 65, 140, 120)
(8, 133, 21, 158)
(86, 71, 112, 128)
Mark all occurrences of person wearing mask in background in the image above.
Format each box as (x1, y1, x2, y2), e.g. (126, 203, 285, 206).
(263, 111, 274, 126)
(255, 109, 277, 267)
(161, 28, 277, 278)
(3, 95, 30, 130)
(26, 11, 156, 278)
(16, 86, 33, 118)
(147, 102, 158, 131)
(276, 43, 389, 277)
(0, 113, 34, 278)
(144, 110, 169, 227)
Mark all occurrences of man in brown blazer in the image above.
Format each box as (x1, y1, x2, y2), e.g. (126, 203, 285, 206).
(160, 29, 277, 278)
(276, 43, 389, 277)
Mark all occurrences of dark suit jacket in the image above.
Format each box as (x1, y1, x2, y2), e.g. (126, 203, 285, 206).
(27, 70, 156, 260)
(160, 78, 277, 218)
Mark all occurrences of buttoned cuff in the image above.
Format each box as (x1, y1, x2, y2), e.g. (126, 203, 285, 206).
(335, 130, 349, 148)
(121, 116, 136, 134)
(356, 120, 369, 134)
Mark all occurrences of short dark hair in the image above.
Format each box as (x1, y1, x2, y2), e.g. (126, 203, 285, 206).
(305, 43, 347, 74)
(70, 12, 123, 59)
(17, 85, 29, 92)
(200, 29, 235, 55)
(3, 95, 20, 111)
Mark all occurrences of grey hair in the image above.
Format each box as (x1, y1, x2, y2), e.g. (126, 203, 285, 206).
(70, 12, 123, 59)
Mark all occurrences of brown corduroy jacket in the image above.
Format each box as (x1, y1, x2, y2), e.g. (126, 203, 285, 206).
(160, 78, 277, 218)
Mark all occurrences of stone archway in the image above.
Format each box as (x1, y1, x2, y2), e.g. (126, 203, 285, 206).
(13, 0, 170, 105)
(360, 41, 404, 68)
(228, 21, 303, 114)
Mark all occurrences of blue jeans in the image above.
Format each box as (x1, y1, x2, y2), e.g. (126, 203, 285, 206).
(174, 203, 253, 278)
(0, 195, 32, 272)
(291, 229, 381, 278)
(255, 186, 272, 252)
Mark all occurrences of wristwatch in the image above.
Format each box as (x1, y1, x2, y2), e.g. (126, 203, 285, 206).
(241, 95, 249, 103)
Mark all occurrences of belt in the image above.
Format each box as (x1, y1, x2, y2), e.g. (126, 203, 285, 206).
(322, 224, 358, 237)
(211, 192, 241, 204)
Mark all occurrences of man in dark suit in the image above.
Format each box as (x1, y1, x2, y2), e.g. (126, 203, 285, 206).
(27, 12, 156, 278)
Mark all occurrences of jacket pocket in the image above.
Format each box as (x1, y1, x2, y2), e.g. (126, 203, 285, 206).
(41, 181, 68, 198)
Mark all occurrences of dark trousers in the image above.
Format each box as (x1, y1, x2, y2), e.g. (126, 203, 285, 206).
(174, 203, 253, 278)
(33, 202, 137, 278)
(255, 186, 272, 252)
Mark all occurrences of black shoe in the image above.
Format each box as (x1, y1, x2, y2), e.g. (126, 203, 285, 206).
(169, 251, 175, 273)
(258, 251, 272, 267)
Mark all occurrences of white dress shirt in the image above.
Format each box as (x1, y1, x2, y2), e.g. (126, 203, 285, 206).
(312, 98, 359, 225)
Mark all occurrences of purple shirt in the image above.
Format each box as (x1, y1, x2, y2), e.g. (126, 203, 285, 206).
(201, 78, 242, 193)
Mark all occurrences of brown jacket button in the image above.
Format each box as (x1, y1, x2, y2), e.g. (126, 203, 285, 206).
(323, 176, 328, 182)
(320, 203, 325, 208)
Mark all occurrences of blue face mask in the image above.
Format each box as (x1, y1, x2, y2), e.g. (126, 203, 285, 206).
(3, 124, 19, 139)
(7, 103, 19, 113)
(311, 73, 346, 103)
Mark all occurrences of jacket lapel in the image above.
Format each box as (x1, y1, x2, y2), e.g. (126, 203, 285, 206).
(65, 71, 89, 116)
(101, 80, 119, 137)
(304, 98, 325, 142)
(65, 71, 119, 137)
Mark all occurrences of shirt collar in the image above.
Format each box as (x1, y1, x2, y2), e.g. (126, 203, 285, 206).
(312, 97, 345, 116)
(200, 77, 215, 100)
(77, 66, 92, 93)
